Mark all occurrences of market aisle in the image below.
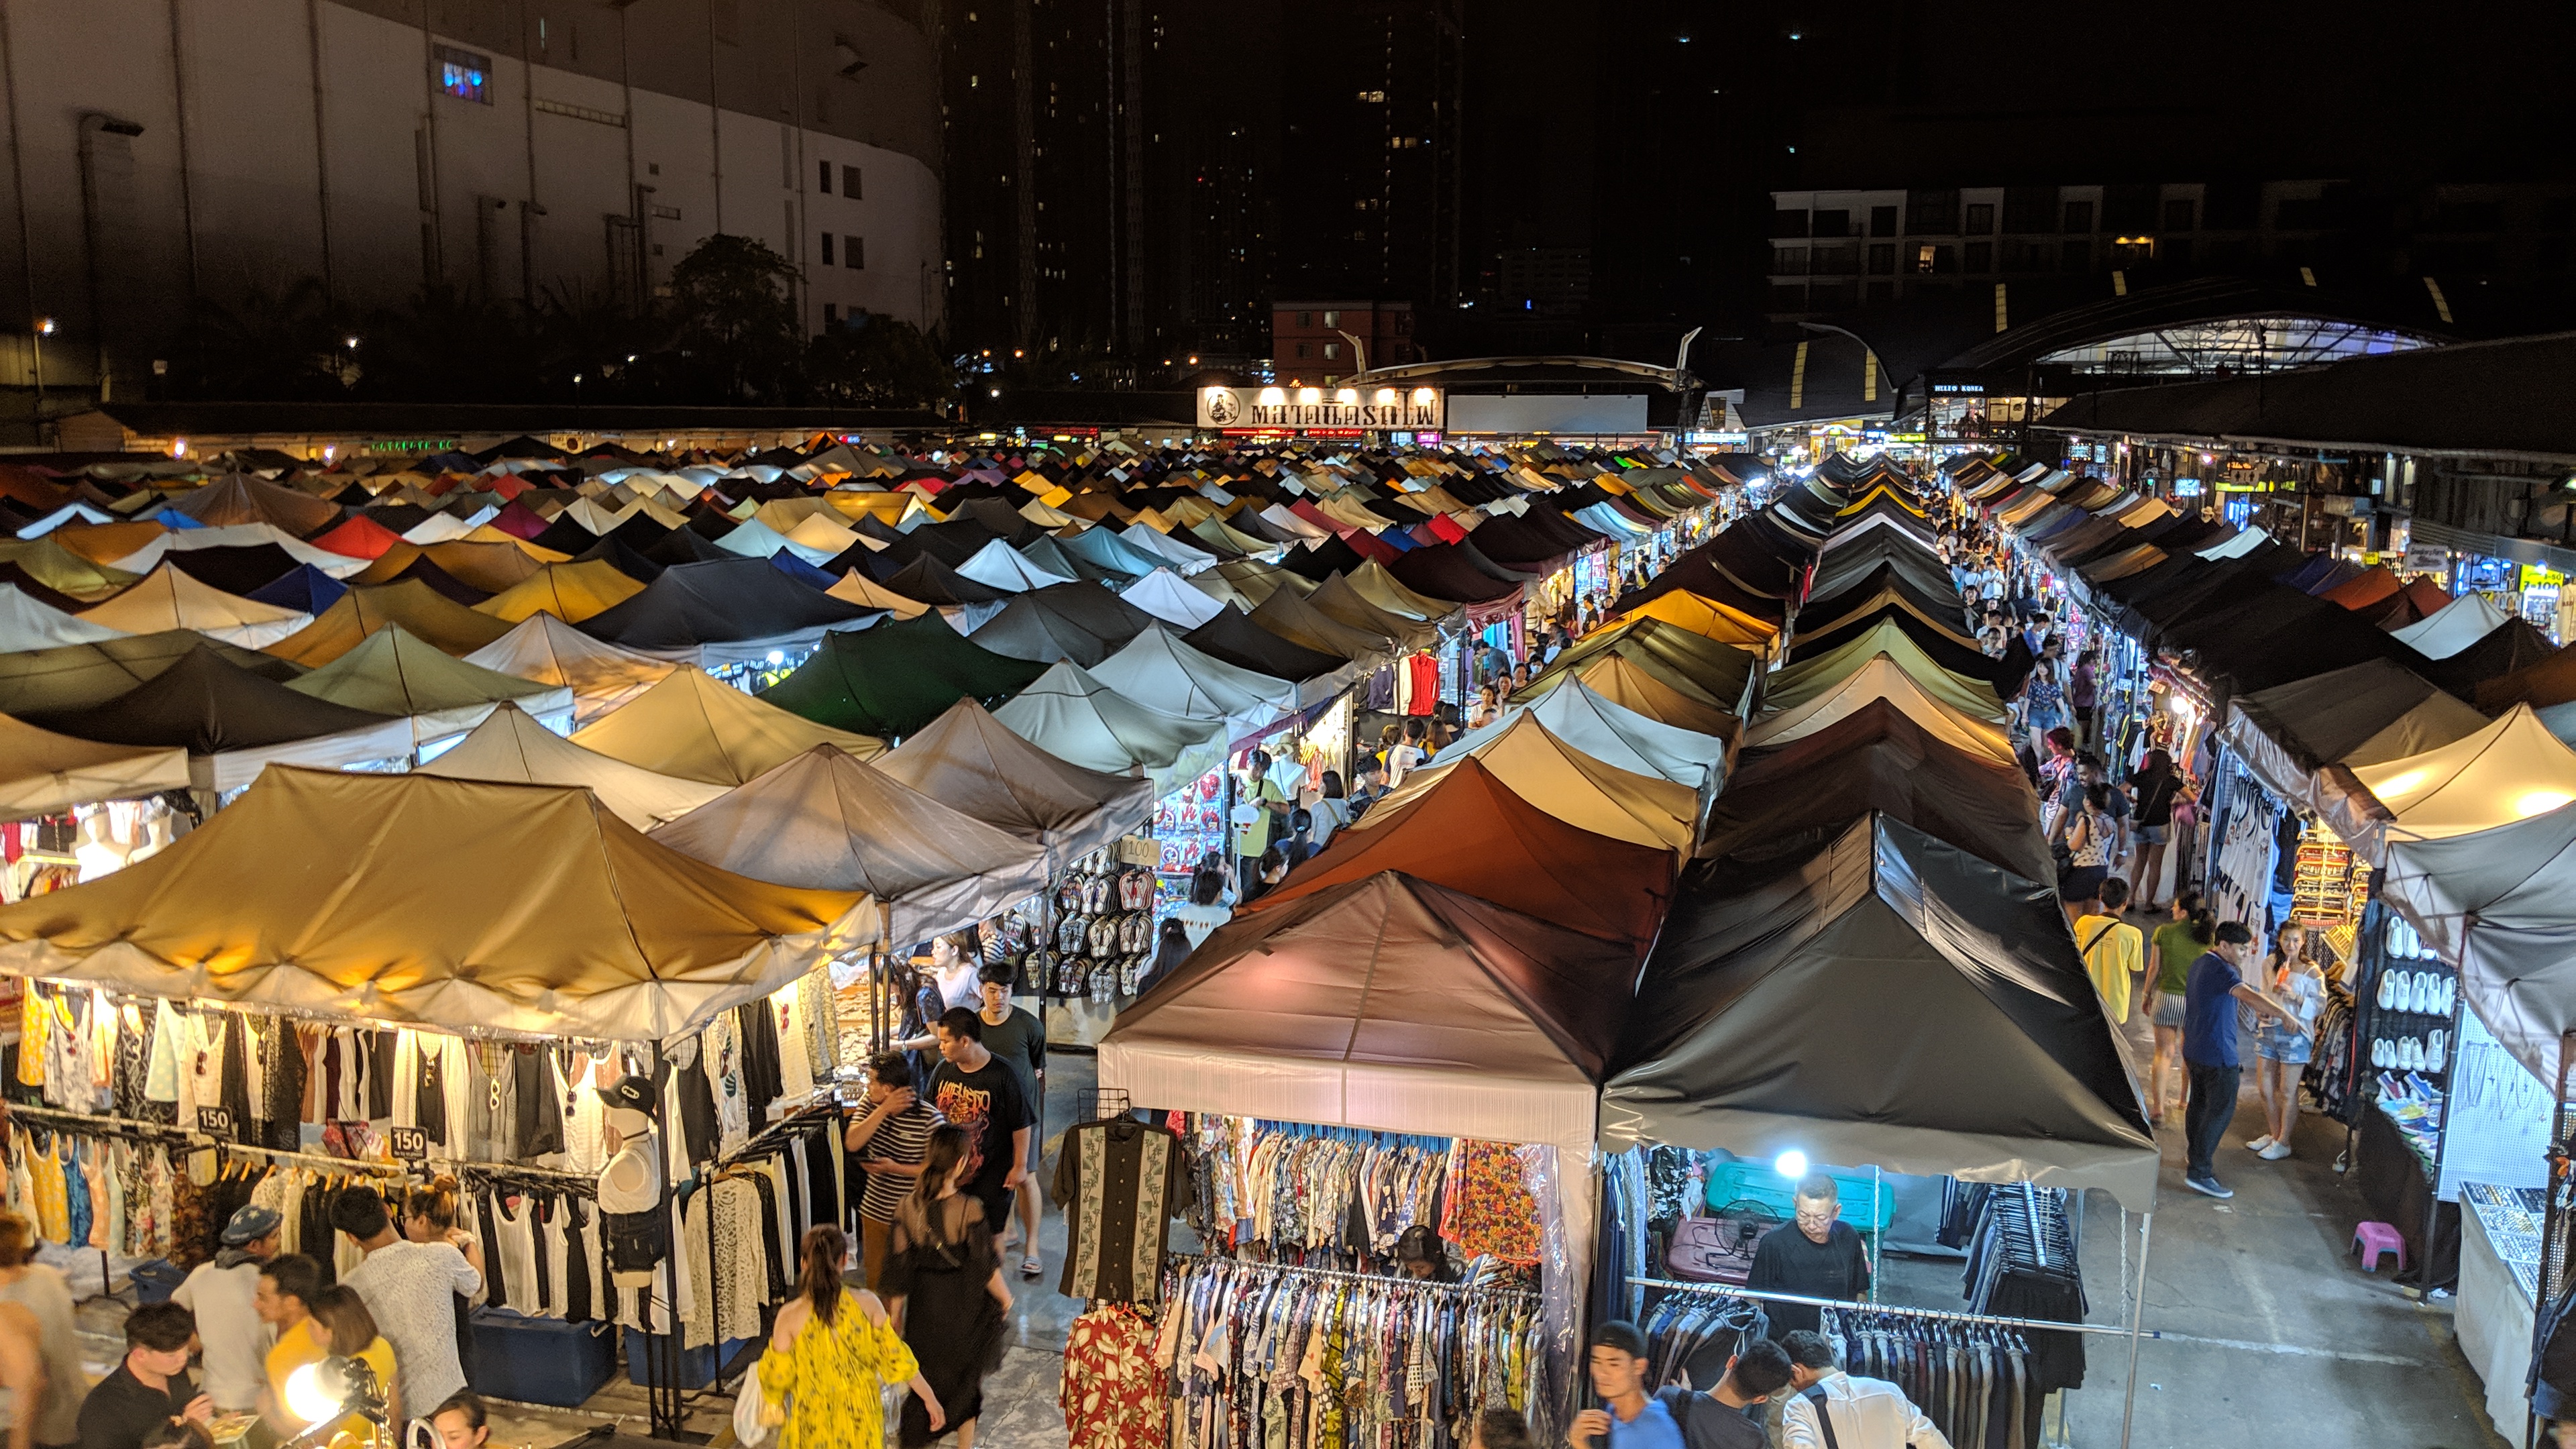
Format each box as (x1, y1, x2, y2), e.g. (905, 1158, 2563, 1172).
(2063, 1008, 2506, 1449)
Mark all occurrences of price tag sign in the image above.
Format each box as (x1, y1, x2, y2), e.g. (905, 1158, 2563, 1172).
(195, 1106, 233, 1136)
(388, 1127, 428, 1163)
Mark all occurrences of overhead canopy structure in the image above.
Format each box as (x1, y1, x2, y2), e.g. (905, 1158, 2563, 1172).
(283, 625, 574, 743)
(1619, 590, 1780, 651)
(0, 714, 189, 820)
(265, 580, 517, 666)
(1532, 653, 1741, 741)
(954, 537, 1075, 593)
(0, 631, 304, 716)
(873, 698, 1155, 861)
(965, 582, 1159, 668)
(472, 560, 648, 624)
(1089, 627, 1297, 740)
(2222, 658, 2488, 822)
(756, 612, 1046, 739)
(1747, 652, 2015, 764)
(1436, 676, 1729, 793)
(647, 744, 1049, 947)
(1603, 814, 2157, 1209)
(1181, 605, 1357, 704)
(461, 611, 679, 727)
(1250, 757, 1672, 951)
(1762, 621, 2006, 724)
(1, 585, 127, 652)
(1101, 870, 1626, 1293)
(1306, 573, 1440, 652)
(2389, 591, 2513, 660)
(1707, 698, 2054, 881)
(78, 565, 312, 648)
(1364, 712, 1699, 853)
(1342, 559, 1465, 628)
(2380, 801, 2576, 1087)
(0, 767, 863, 1041)
(575, 557, 877, 664)
(826, 570, 932, 620)
(1529, 618, 1758, 713)
(1118, 568, 1226, 631)
(19, 645, 413, 790)
(417, 702, 725, 828)
(571, 665, 884, 785)
(991, 660, 1228, 793)
(2323, 704, 2576, 863)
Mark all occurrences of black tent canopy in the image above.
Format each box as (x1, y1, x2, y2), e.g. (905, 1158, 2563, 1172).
(576, 556, 878, 657)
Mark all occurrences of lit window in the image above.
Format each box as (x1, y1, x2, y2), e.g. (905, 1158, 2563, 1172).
(1324, 343, 1338, 359)
(437, 46, 492, 104)
(1322, 311, 1338, 327)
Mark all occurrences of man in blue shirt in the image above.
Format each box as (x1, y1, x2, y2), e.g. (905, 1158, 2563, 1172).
(1570, 1321, 1685, 1449)
(2181, 920, 2302, 1199)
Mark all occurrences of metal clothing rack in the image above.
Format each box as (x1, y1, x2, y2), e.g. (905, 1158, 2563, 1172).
(1624, 1275, 2160, 1340)
(1184, 1254, 1539, 1301)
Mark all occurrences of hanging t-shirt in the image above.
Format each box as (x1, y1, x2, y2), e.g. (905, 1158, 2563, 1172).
(1402, 652, 1440, 714)
(928, 1057, 1030, 1230)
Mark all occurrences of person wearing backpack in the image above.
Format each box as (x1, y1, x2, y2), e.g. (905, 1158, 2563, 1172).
(2072, 877, 2145, 1026)
(1777, 1330, 1950, 1448)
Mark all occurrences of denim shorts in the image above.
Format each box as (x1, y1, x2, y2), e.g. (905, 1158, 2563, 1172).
(2133, 823, 2170, 845)
(2256, 1026, 2312, 1066)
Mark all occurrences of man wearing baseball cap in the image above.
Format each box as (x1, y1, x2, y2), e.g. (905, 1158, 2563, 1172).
(173, 1204, 283, 1416)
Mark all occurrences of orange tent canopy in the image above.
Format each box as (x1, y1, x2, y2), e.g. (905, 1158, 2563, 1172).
(2320, 564, 2401, 611)
(1246, 756, 1671, 952)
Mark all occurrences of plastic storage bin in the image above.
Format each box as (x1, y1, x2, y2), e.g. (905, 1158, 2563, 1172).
(1706, 1161, 1897, 1231)
(470, 1309, 616, 1407)
(622, 1326, 755, 1391)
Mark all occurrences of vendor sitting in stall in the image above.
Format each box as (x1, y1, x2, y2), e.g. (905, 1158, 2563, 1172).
(1748, 1174, 1870, 1339)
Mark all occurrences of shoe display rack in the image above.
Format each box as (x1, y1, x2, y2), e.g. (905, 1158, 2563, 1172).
(2290, 819, 2369, 929)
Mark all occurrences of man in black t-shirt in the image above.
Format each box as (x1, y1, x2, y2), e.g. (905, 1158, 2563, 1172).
(76, 1301, 211, 1449)
(927, 1007, 1032, 1234)
(1747, 1174, 1872, 1339)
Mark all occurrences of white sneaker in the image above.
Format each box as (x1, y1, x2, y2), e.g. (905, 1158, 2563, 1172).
(2248, 1134, 2275, 1152)
(2376, 969, 2394, 1010)
(2426, 1030, 2447, 1074)
(2259, 1140, 2294, 1161)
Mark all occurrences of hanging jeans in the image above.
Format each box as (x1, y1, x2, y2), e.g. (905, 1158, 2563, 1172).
(2184, 1063, 2240, 1181)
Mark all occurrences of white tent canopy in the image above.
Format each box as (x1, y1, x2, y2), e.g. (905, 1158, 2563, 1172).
(417, 702, 726, 828)
(1440, 676, 1731, 792)
(462, 611, 681, 727)
(2329, 704, 2576, 863)
(2381, 798, 2576, 1088)
(1746, 652, 2015, 763)
(105, 523, 371, 580)
(0, 586, 127, 652)
(2387, 591, 2514, 659)
(1089, 627, 1297, 740)
(1118, 568, 1226, 630)
(992, 661, 1228, 795)
(570, 666, 885, 785)
(78, 566, 313, 649)
(955, 538, 1075, 594)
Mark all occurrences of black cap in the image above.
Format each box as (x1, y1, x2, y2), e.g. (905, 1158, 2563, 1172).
(598, 1073, 659, 1116)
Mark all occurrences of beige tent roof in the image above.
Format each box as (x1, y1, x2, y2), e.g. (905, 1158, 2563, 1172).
(471, 561, 647, 624)
(1364, 713, 1699, 852)
(647, 745, 1048, 947)
(1542, 654, 1742, 741)
(826, 570, 932, 619)
(78, 566, 312, 648)
(0, 766, 864, 1040)
(2328, 704, 2576, 863)
(572, 666, 885, 785)
(1, 586, 127, 653)
(875, 698, 1155, 861)
(285, 625, 574, 744)
(1761, 619, 2006, 723)
(417, 702, 725, 829)
(265, 580, 517, 665)
(1748, 652, 2014, 763)
(0, 714, 189, 820)
(461, 612, 678, 727)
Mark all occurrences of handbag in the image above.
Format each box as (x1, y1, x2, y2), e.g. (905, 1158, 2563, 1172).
(1664, 1214, 1762, 1284)
(733, 1356, 777, 1448)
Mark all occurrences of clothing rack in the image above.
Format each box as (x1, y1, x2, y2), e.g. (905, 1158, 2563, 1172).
(8, 1104, 195, 1142)
(1623, 1275, 2158, 1339)
(215, 1142, 414, 1176)
(451, 1159, 603, 1188)
(1185, 1254, 1539, 1301)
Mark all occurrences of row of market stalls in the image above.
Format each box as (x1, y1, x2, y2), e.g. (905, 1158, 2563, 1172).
(1095, 453, 2157, 1448)
(1952, 449, 2576, 1441)
(0, 434, 1737, 1432)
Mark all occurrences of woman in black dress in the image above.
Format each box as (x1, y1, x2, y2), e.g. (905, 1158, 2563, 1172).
(879, 1126, 1012, 1448)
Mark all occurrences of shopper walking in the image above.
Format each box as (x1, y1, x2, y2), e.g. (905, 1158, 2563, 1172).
(2061, 784, 2120, 910)
(0, 1211, 85, 1449)
(172, 1205, 281, 1419)
(330, 1185, 480, 1422)
(2181, 922, 2302, 1199)
(2143, 896, 2214, 1125)
(2125, 749, 2183, 909)
(1650, 1338, 1791, 1449)
(971, 965, 1046, 1281)
(1568, 1322, 1684, 1449)
(845, 1053, 938, 1291)
(881, 1127, 1010, 1449)
(2073, 877, 2144, 1026)
(924, 1010, 1031, 1238)
(756, 1225, 943, 1449)
(2249, 924, 2325, 1161)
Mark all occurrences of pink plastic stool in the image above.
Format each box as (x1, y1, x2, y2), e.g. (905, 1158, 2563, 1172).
(2353, 1221, 2408, 1273)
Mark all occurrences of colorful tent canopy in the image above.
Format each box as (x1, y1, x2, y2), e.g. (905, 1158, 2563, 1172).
(825, 570, 932, 619)
(18, 645, 413, 790)
(0, 766, 864, 1041)
(2324, 704, 2576, 863)
(1088, 627, 1297, 739)
(991, 660, 1229, 792)
(1365, 713, 1699, 853)
(1, 584, 127, 652)
(873, 698, 1155, 861)
(472, 560, 649, 624)
(417, 702, 724, 828)
(1342, 559, 1465, 627)
(572, 665, 885, 785)
(1250, 757, 1671, 951)
(284, 625, 574, 743)
(0, 714, 189, 821)
(2390, 591, 2514, 660)
(0, 537, 140, 599)
(1435, 676, 1729, 793)
(1306, 573, 1440, 652)
(0, 631, 304, 716)
(1601, 814, 2156, 1208)
(954, 537, 1075, 593)
(2222, 658, 2488, 822)
(1533, 618, 1758, 712)
(1761, 620, 2006, 724)
(160, 474, 341, 534)
(757, 613, 1046, 739)
(648, 744, 1048, 947)
(1529, 653, 1740, 741)
(461, 612, 680, 727)
(78, 565, 313, 648)
(1619, 590, 1780, 650)
(1181, 605, 1357, 703)
(265, 580, 518, 665)
(1747, 652, 2015, 763)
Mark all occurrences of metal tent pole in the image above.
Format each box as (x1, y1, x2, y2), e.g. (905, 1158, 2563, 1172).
(2118, 1210, 2154, 1449)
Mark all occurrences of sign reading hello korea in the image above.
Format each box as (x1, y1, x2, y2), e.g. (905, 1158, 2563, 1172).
(1199, 385, 1443, 431)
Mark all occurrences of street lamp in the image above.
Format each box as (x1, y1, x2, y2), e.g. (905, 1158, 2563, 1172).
(32, 317, 54, 407)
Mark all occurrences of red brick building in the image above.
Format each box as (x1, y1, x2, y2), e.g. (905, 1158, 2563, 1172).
(1272, 301, 1420, 382)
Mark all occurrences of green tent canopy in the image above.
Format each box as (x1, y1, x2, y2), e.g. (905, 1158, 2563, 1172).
(757, 612, 1046, 739)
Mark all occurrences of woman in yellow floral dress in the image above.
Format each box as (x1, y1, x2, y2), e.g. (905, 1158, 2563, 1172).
(758, 1225, 944, 1449)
